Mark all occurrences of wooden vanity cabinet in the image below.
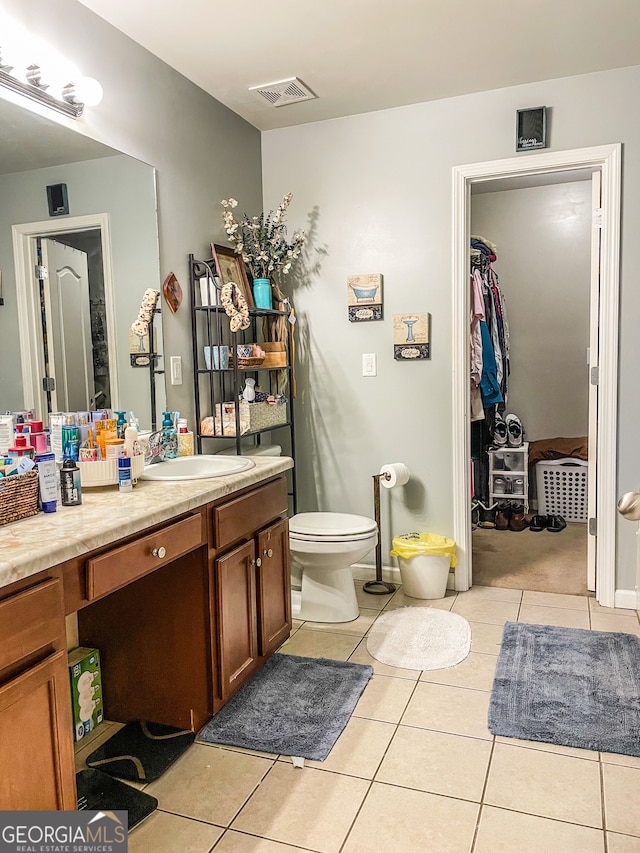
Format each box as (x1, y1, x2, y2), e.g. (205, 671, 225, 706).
(0, 575, 76, 810)
(209, 476, 291, 708)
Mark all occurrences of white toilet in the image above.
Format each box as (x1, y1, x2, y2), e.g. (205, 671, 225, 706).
(289, 512, 378, 623)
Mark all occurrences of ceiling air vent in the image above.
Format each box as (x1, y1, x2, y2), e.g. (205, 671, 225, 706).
(249, 77, 316, 107)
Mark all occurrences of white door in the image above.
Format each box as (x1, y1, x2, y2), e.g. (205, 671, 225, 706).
(40, 238, 95, 413)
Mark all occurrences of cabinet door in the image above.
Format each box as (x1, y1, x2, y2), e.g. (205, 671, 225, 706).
(256, 518, 292, 657)
(212, 540, 259, 705)
(0, 650, 76, 810)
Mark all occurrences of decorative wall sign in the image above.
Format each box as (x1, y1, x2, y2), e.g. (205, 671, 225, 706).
(348, 273, 383, 322)
(516, 106, 547, 151)
(393, 313, 430, 360)
(129, 328, 150, 367)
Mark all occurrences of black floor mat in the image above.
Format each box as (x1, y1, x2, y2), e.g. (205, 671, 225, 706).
(86, 720, 195, 783)
(76, 768, 157, 830)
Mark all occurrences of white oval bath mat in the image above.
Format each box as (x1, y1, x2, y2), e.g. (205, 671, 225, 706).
(366, 607, 471, 670)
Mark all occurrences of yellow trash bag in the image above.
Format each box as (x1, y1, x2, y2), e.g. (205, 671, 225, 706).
(390, 533, 457, 567)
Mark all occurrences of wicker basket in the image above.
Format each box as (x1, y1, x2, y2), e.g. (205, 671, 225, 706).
(229, 355, 265, 368)
(0, 468, 40, 526)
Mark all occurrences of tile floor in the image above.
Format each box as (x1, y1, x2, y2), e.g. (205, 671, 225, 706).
(75, 581, 640, 853)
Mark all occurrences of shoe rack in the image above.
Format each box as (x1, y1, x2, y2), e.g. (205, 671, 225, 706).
(488, 442, 529, 512)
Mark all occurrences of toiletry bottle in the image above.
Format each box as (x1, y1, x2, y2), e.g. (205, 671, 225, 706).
(49, 413, 65, 463)
(61, 423, 80, 460)
(60, 458, 82, 506)
(114, 411, 127, 439)
(161, 411, 178, 459)
(118, 456, 133, 491)
(8, 434, 35, 461)
(124, 425, 138, 459)
(35, 452, 57, 513)
(177, 418, 194, 457)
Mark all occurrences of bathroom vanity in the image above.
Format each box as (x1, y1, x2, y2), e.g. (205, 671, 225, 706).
(0, 457, 292, 811)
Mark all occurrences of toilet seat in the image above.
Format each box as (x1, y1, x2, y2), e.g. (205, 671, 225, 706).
(289, 512, 377, 540)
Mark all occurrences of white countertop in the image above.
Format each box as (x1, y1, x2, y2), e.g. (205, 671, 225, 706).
(0, 456, 293, 590)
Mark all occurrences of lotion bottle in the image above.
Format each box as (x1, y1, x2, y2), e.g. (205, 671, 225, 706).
(177, 418, 194, 457)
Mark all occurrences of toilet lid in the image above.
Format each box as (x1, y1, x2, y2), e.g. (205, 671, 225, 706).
(289, 512, 378, 538)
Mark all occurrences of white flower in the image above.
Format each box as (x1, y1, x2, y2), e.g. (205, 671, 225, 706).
(219, 192, 305, 279)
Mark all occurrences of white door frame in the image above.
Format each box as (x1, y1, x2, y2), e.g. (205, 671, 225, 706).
(12, 213, 118, 418)
(452, 144, 621, 608)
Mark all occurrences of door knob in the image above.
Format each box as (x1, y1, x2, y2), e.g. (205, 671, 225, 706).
(151, 546, 166, 559)
(263, 548, 273, 558)
(255, 557, 262, 567)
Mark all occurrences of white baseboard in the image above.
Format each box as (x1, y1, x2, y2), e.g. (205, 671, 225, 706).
(613, 588, 638, 610)
(351, 563, 456, 590)
(351, 563, 401, 583)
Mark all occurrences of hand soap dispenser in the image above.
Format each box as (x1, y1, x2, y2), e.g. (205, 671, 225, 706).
(161, 411, 178, 459)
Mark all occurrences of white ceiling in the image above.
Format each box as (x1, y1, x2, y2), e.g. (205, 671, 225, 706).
(77, 0, 640, 131)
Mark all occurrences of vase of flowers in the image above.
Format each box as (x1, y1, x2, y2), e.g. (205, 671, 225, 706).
(220, 193, 305, 310)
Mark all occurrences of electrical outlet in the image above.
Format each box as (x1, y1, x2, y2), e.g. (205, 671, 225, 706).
(362, 353, 377, 377)
(170, 355, 182, 385)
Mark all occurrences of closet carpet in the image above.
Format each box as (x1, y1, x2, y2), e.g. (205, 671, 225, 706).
(472, 523, 588, 596)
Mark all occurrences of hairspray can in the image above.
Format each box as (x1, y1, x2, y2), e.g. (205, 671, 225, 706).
(60, 459, 82, 506)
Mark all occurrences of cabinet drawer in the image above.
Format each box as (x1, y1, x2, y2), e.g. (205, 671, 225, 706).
(212, 477, 288, 550)
(86, 513, 203, 600)
(0, 579, 64, 672)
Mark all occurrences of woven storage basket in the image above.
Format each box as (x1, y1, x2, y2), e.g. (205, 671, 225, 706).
(0, 468, 40, 526)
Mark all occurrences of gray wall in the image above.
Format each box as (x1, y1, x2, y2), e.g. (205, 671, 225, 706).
(471, 180, 592, 442)
(0, 155, 161, 427)
(1, 0, 263, 427)
(262, 65, 640, 591)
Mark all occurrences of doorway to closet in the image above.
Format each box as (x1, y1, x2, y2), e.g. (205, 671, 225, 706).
(451, 145, 621, 608)
(469, 174, 592, 595)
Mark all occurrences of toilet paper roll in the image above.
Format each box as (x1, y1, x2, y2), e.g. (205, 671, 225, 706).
(380, 463, 410, 488)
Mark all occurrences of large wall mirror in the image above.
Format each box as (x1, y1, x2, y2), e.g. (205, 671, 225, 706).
(0, 96, 165, 430)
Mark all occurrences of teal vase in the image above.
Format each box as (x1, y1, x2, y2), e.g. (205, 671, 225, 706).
(253, 278, 273, 309)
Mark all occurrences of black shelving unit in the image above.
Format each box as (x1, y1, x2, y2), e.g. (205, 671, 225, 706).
(188, 254, 297, 513)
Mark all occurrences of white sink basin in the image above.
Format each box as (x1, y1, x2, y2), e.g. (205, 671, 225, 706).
(139, 455, 256, 481)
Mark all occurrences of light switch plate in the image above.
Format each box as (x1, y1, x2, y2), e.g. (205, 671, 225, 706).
(170, 355, 182, 385)
(362, 353, 377, 377)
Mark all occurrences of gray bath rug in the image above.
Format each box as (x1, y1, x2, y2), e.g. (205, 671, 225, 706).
(198, 653, 373, 760)
(489, 621, 640, 756)
(366, 607, 471, 670)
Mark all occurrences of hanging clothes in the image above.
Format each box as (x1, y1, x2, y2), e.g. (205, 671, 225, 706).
(469, 238, 510, 414)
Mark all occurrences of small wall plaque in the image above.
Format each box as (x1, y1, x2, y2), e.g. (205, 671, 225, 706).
(347, 273, 383, 322)
(393, 312, 430, 360)
(516, 106, 547, 152)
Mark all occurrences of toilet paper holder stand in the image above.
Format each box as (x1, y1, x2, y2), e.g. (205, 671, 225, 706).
(363, 471, 397, 596)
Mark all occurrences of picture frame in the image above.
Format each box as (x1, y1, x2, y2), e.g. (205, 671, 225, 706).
(393, 312, 430, 360)
(347, 273, 383, 322)
(211, 243, 254, 308)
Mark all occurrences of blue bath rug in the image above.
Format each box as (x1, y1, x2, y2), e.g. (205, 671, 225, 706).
(199, 653, 373, 760)
(489, 621, 640, 756)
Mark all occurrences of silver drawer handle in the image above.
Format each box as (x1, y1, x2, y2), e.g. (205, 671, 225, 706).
(263, 549, 273, 558)
(152, 546, 167, 559)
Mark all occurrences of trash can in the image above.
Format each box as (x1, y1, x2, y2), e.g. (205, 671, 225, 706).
(390, 533, 457, 599)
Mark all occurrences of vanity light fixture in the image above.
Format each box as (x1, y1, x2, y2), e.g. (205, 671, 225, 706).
(0, 47, 103, 118)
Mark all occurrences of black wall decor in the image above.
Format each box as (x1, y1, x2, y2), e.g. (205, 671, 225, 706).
(516, 107, 547, 152)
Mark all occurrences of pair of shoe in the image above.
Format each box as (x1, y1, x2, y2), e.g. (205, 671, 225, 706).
(495, 503, 529, 532)
(529, 515, 567, 533)
(492, 413, 524, 448)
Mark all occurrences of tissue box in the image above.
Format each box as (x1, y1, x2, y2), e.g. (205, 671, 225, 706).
(68, 647, 104, 742)
(201, 400, 287, 437)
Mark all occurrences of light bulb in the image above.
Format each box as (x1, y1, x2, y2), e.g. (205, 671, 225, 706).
(67, 75, 103, 107)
